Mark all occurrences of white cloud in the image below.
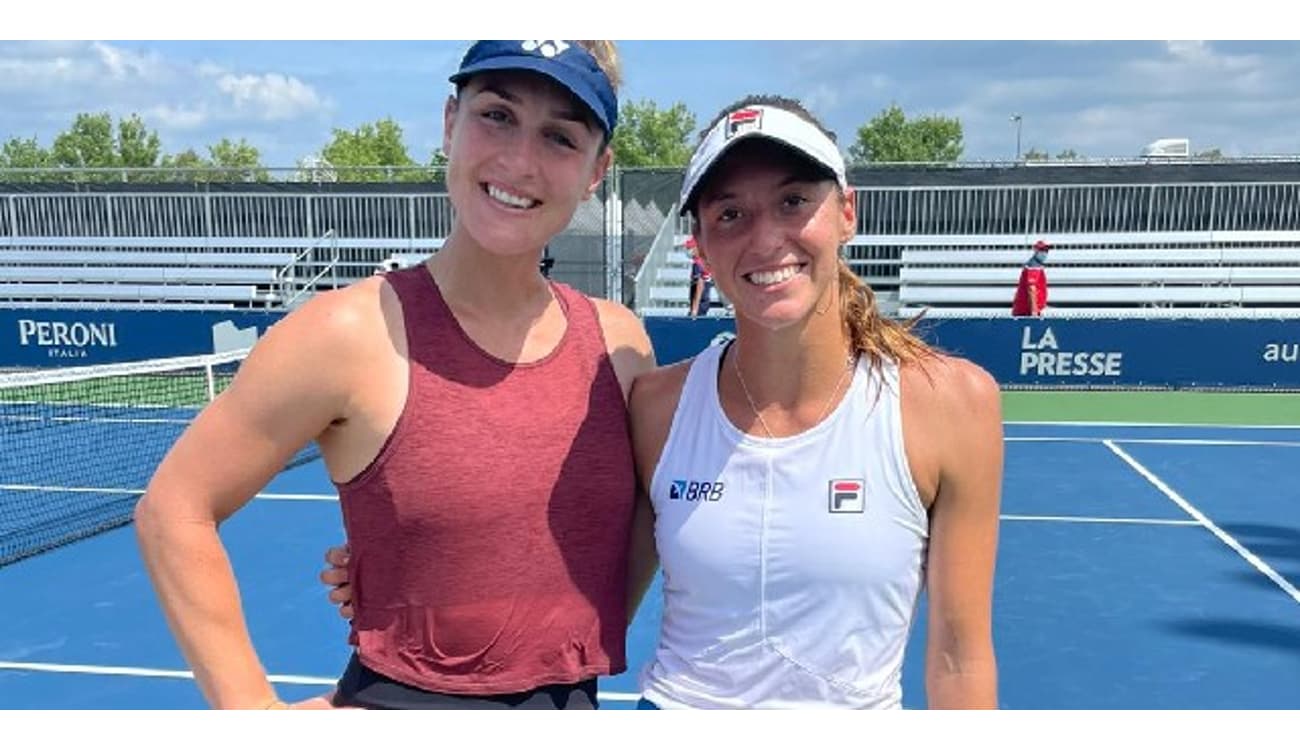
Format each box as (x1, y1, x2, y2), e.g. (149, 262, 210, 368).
(146, 104, 210, 130)
(91, 41, 159, 81)
(925, 42, 1300, 159)
(1165, 40, 1210, 61)
(0, 41, 162, 92)
(215, 72, 327, 121)
(0, 41, 337, 167)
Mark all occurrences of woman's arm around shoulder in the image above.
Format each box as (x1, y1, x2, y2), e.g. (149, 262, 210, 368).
(623, 358, 695, 620)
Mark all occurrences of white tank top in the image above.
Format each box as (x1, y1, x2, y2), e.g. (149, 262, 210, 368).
(639, 341, 929, 709)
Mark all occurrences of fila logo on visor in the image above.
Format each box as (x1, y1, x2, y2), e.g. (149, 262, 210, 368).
(726, 108, 762, 139)
(829, 479, 865, 513)
(522, 40, 569, 58)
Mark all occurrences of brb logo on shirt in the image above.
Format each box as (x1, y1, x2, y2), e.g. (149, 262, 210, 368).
(669, 480, 725, 502)
(829, 479, 865, 513)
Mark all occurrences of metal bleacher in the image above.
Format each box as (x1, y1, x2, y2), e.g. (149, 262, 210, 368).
(8, 167, 1300, 318)
(0, 190, 455, 309)
(850, 174, 1300, 320)
(894, 232, 1300, 318)
(0, 235, 320, 308)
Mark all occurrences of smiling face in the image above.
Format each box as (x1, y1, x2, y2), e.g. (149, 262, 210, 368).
(442, 70, 612, 259)
(692, 139, 856, 331)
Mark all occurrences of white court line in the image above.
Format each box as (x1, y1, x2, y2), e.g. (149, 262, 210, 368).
(255, 492, 338, 501)
(1007, 436, 1300, 448)
(0, 485, 337, 502)
(1, 415, 191, 425)
(0, 661, 640, 702)
(47, 416, 192, 425)
(1001, 514, 1200, 526)
(1006, 420, 1300, 430)
(1113, 438, 1300, 447)
(0, 484, 144, 495)
(1103, 439, 1300, 607)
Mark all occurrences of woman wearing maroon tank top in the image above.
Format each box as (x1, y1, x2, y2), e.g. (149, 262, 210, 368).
(134, 40, 655, 710)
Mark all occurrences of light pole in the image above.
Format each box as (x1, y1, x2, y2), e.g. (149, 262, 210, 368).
(1010, 114, 1023, 162)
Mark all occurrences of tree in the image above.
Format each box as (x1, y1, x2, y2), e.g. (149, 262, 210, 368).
(0, 136, 52, 170)
(208, 137, 267, 181)
(1055, 148, 1082, 161)
(1022, 148, 1049, 162)
(158, 148, 209, 182)
(1194, 147, 1224, 160)
(117, 113, 162, 169)
(321, 117, 416, 181)
(161, 149, 207, 169)
(610, 99, 696, 167)
(49, 111, 162, 180)
(158, 139, 266, 183)
(52, 112, 118, 170)
(414, 149, 448, 183)
(848, 104, 963, 165)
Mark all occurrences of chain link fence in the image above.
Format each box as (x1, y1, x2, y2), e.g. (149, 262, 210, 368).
(618, 168, 684, 307)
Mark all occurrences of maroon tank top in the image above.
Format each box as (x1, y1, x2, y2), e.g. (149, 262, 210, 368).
(334, 266, 635, 694)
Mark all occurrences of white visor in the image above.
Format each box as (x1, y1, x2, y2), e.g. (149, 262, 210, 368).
(679, 104, 848, 216)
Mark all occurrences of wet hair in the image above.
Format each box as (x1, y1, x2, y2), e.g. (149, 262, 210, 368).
(696, 94, 938, 369)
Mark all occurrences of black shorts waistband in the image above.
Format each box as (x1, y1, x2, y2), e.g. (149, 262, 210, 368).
(331, 652, 599, 710)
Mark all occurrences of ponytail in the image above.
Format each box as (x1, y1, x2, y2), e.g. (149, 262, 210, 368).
(837, 258, 936, 369)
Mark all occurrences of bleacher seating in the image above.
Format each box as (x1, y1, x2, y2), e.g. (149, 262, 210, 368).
(895, 234, 1300, 318)
(0, 236, 306, 307)
(636, 235, 729, 318)
(637, 234, 902, 318)
(0, 236, 446, 308)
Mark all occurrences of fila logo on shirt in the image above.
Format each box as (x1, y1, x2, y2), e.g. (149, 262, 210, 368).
(670, 479, 725, 503)
(829, 479, 865, 513)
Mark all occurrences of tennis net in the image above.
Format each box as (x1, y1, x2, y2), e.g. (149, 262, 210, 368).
(0, 348, 319, 566)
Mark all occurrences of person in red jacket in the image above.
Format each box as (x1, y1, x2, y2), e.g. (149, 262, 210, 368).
(1011, 239, 1050, 316)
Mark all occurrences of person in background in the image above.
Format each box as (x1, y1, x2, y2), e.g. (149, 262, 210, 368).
(686, 235, 714, 318)
(539, 244, 555, 278)
(1011, 239, 1050, 317)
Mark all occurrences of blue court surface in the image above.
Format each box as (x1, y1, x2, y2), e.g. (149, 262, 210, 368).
(2, 421, 1298, 709)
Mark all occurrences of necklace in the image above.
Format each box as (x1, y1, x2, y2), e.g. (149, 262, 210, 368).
(732, 344, 857, 439)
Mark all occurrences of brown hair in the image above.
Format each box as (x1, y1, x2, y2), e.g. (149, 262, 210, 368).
(574, 40, 622, 92)
(697, 94, 937, 369)
(698, 94, 831, 144)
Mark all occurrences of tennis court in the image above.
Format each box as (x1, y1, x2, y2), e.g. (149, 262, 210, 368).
(1, 353, 1297, 708)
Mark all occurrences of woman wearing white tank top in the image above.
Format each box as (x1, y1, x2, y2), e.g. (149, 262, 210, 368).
(624, 96, 1003, 709)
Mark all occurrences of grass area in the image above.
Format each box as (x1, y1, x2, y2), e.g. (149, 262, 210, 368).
(1003, 390, 1300, 425)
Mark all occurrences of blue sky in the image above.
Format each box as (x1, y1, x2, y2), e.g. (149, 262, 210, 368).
(2, 39, 1297, 168)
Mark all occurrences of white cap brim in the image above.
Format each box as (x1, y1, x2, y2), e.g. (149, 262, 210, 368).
(679, 105, 848, 216)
